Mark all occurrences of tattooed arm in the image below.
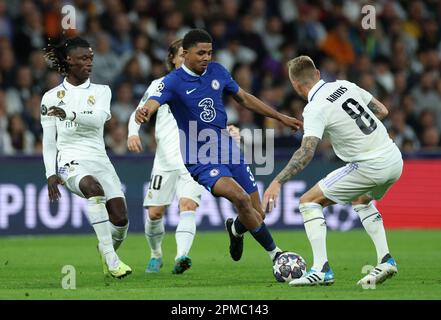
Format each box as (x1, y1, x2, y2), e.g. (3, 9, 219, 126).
(262, 136, 320, 212)
(367, 97, 389, 120)
(275, 136, 321, 184)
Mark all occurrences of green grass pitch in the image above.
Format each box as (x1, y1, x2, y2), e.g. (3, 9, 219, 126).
(0, 230, 440, 300)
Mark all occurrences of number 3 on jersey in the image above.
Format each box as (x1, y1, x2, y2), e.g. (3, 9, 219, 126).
(342, 98, 377, 135)
(246, 165, 257, 187)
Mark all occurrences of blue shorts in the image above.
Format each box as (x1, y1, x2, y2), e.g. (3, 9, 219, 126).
(186, 162, 258, 195)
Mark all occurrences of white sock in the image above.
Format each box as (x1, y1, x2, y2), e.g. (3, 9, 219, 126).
(145, 216, 164, 259)
(110, 222, 129, 250)
(353, 201, 389, 264)
(300, 202, 328, 271)
(269, 246, 282, 261)
(175, 211, 196, 260)
(87, 196, 119, 269)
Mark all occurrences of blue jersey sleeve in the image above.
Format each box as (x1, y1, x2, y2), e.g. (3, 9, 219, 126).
(215, 63, 239, 95)
(148, 74, 175, 105)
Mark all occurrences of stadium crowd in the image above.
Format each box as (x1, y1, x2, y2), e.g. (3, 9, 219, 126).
(0, 0, 440, 158)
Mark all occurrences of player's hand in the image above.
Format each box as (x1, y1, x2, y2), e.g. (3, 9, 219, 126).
(47, 106, 67, 120)
(227, 125, 241, 145)
(280, 115, 303, 132)
(128, 135, 143, 153)
(47, 175, 63, 202)
(135, 106, 150, 124)
(262, 180, 281, 213)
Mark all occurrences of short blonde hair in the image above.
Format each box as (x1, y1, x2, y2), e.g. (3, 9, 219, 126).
(287, 56, 317, 84)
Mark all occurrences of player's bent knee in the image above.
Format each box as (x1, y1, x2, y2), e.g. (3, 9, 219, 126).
(179, 198, 198, 212)
(111, 215, 128, 226)
(147, 206, 165, 220)
(79, 176, 105, 198)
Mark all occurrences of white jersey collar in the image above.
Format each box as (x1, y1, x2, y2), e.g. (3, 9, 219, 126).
(307, 79, 326, 102)
(182, 63, 207, 77)
(62, 78, 91, 90)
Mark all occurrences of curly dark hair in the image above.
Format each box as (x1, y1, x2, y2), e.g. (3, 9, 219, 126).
(43, 36, 91, 76)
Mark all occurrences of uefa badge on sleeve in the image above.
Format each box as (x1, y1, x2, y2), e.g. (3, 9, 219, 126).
(40, 104, 48, 115)
(209, 169, 220, 177)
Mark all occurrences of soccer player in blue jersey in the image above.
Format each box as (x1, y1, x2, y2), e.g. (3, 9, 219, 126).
(136, 29, 302, 266)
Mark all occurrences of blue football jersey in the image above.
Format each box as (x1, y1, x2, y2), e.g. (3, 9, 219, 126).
(149, 62, 242, 165)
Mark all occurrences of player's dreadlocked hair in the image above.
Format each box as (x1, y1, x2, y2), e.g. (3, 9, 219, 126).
(43, 37, 91, 76)
(166, 39, 183, 72)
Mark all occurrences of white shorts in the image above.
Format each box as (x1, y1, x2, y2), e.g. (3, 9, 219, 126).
(57, 156, 124, 200)
(143, 167, 205, 207)
(318, 156, 403, 205)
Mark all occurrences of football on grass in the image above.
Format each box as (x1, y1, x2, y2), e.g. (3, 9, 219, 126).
(273, 252, 307, 283)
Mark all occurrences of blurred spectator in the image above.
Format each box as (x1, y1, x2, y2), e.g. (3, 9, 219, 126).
(374, 56, 395, 94)
(0, 89, 7, 134)
(184, 0, 208, 30)
(216, 38, 257, 72)
(0, 45, 17, 88)
(21, 93, 42, 139)
(386, 109, 420, 150)
(12, 0, 45, 64)
(111, 82, 135, 124)
(420, 126, 440, 150)
(410, 71, 441, 126)
(1, 113, 35, 155)
(121, 33, 152, 79)
(114, 56, 147, 101)
(29, 50, 49, 92)
(261, 16, 284, 59)
(295, 4, 326, 53)
(106, 123, 129, 155)
(92, 32, 122, 85)
(6, 66, 36, 115)
(110, 13, 133, 56)
(319, 19, 355, 67)
(0, 0, 12, 40)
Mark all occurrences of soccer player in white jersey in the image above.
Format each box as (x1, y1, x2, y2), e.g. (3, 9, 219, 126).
(40, 37, 131, 279)
(263, 56, 403, 287)
(128, 39, 204, 274)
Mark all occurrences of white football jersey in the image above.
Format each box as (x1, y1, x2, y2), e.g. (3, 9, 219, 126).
(134, 78, 185, 171)
(40, 78, 111, 164)
(303, 79, 399, 163)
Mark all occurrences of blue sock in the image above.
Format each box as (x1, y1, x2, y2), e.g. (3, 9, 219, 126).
(249, 223, 276, 251)
(234, 217, 248, 234)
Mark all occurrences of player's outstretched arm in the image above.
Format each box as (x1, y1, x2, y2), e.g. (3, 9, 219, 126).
(367, 97, 389, 120)
(135, 99, 161, 124)
(232, 88, 303, 131)
(262, 136, 320, 212)
(47, 106, 109, 129)
(127, 110, 143, 152)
